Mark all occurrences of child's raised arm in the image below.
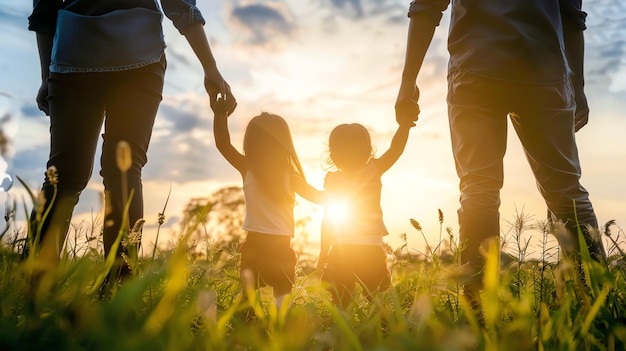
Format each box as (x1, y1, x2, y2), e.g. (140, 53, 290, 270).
(212, 99, 246, 176)
(372, 123, 413, 174)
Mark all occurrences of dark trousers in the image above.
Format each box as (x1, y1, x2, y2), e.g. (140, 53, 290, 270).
(447, 70, 604, 280)
(30, 58, 165, 267)
(322, 244, 390, 307)
(240, 232, 296, 297)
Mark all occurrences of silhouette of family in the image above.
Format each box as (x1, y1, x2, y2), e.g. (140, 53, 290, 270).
(29, 0, 604, 309)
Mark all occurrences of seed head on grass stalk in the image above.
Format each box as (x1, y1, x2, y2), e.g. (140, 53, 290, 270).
(121, 218, 145, 277)
(116, 140, 132, 209)
(151, 186, 171, 267)
(438, 209, 444, 252)
(601, 220, 626, 281)
(410, 216, 441, 266)
(29, 166, 58, 261)
(45, 165, 58, 185)
(410, 218, 432, 258)
(116, 140, 132, 172)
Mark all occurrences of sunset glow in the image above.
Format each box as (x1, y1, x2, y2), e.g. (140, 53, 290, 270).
(325, 200, 350, 227)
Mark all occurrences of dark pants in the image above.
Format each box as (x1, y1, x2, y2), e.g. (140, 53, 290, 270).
(322, 244, 390, 307)
(30, 58, 165, 268)
(240, 232, 296, 297)
(447, 70, 604, 284)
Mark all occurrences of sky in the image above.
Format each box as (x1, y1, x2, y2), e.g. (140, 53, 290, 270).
(0, 0, 625, 256)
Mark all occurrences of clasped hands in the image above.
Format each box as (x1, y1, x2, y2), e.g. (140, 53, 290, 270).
(395, 83, 420, 127)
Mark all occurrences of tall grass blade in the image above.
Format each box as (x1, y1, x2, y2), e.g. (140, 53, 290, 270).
(88, 190, 135, 295)
(581, 286, 609, 335)
(327, 303, 364, 351)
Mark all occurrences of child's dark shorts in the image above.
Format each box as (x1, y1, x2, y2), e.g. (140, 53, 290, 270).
(239, 231, 296, 296)
(322, 244, 390, 296)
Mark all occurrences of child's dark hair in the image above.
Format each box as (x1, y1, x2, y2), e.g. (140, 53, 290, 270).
(326, 123, 374, 172)
(243, 112, 305, 202)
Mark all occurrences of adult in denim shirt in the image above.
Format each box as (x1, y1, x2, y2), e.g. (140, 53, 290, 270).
(395, 0, 603, 306)
(28, 0, 237, 280)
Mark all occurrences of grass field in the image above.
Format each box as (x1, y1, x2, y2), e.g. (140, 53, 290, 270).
(1, 183, 625, 351)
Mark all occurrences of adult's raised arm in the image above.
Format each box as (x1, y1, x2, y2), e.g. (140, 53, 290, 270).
(396, 1, 448, 125)
(182, 23, 237, 116)
(29, 0, 63, 115)
(34, 33, 53, 115)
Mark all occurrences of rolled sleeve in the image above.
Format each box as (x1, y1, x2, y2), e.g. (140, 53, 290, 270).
(560, 0, 587, 30)
(408, 0, 450, 26)
(161, 0, 206, 34)
(28, 0, 63, 33)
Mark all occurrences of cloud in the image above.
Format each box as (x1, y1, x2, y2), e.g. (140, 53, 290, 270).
(11, 145, 48, 185)
(143, 136, 237, 182)
(143, 96, 241, 182)
(20, 104, 42, 119)
(158, 102, 210, 133)
(0, 7, 29, 30)
(584, 0, 626, 88)
(327, 0, 364, 18)
(230, 3, 295, 45)
(318, 0, 407, 23)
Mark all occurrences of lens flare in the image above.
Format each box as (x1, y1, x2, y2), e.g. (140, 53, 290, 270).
(326, 200, 349, 226)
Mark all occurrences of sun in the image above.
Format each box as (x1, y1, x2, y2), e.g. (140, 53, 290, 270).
(325, 199, 350, 226)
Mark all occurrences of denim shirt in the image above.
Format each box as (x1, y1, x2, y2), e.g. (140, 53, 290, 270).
(408, 0, 584, 84)
(28, 0, 206, 73)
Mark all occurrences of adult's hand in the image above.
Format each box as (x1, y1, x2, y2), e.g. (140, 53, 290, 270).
(574, 108, 588, 132)
(204, 71, 236, 116)
(36, 80, 49, 116)
(573, 92, 589, 132)
(210, 96, 232, 117)
(395, 82, 420, 126)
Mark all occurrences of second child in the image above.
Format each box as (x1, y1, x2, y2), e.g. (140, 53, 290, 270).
(319, 121, 413, 307)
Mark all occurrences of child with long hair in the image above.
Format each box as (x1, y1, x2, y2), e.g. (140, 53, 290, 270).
(212, 98, 323, 308)
(318, 120, 414, 307)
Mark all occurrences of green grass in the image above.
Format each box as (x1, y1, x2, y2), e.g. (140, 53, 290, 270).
(1, 192, 626, 350)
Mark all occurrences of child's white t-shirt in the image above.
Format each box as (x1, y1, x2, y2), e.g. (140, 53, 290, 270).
(242, 171, 294, 237)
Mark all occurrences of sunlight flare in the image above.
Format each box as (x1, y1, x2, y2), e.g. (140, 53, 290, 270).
(326, 199, 350, 227)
